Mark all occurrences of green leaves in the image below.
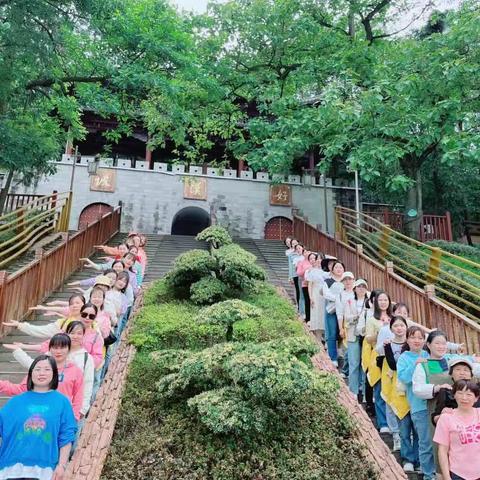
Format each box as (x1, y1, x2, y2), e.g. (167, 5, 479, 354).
(165, 228, 267, 303)
(190, 277, 229, 305)
(196, 299, 262, 340)
(156, 340, 323, 435)
(196, 225, 233, 248)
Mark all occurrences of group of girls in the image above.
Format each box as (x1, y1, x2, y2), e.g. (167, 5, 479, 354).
(0, 233, 147, 480)
(285, 236, 480, 480)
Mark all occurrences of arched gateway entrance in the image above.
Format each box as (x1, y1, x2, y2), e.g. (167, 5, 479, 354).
(264, 216, 293, 240)
(171, 207, 211, 236)
(78, 203, 113, 230)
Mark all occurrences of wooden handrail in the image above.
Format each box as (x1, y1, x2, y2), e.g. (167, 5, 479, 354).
(0, 192, 71, 268)
(3, 193, 44, 213)
(0, 205, 122, 336)
(293, 214, 480, 352)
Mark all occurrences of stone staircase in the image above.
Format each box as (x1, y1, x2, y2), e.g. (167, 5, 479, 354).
(5, 233, 65, 274)
(236, 237, 418, 479)
(141, 234, 207, 283)
(235, 238, 295, 298)
(0, 232, 417, 478)
(0, 233, 207, 407)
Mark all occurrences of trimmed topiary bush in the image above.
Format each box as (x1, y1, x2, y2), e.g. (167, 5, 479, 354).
(129, 284, 304, 351)
(215, 244, 267, 290)
(105, 241, 378, 480)
(196, 299, 262, 340)
(104, 347, 377, 480)
(196, 225, 232, 248)
(166, 249, 217, 290)
(165, 231, 267, 304)
(190, 276, 229, 305)
(156, 341, 321, 434)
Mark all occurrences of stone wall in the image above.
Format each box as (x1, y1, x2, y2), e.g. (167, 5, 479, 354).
(15, 160, 358, 238)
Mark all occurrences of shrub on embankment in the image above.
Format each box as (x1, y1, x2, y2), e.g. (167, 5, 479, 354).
(102, 231, 378, 480)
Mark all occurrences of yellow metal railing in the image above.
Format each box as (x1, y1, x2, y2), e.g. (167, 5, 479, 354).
(0, 192, 71, 268)
(336, 207, 480, 322)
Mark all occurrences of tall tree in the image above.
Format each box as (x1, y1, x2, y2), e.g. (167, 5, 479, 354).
(0, 0, 193, 213)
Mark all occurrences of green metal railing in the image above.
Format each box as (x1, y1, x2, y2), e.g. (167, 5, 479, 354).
(0, 192, 71, 268)
(336, 207, 480, 322)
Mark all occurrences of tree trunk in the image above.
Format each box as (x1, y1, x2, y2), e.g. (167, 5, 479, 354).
(0, 169, 14, 216)
(404, 168, 423, 240)
(226, 324, 233, 342)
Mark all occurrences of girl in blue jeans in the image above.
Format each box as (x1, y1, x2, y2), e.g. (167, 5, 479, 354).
(322, 261, 345, 367)
(397, 327, 433, 479)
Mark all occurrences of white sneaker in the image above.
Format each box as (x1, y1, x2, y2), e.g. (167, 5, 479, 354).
(403, 462, 414, 473)
(393, 433, 401, 452)
(379, 426, 391, 434)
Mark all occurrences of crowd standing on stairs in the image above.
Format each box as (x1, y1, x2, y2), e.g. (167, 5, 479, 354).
(0, 233, 147, 480)
(285, 237, 480, 480)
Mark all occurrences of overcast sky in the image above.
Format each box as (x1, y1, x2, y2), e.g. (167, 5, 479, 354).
(171, 0, 459, 19)
(171, 0, 213, 13)
(170, 0, 461, 39)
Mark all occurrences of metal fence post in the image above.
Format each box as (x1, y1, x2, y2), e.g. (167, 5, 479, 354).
(426, 247, 442, 285)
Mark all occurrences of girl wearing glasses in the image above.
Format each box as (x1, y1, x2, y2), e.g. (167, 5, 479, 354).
(5, 304, 104, 371)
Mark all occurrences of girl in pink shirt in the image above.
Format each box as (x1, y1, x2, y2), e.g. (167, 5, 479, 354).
(0, 333, 84, 420)
(296, 251, 316, 324)
(14, 303, 105, 370)
(434, 379, 480, 480)
(90, 287, 113, 339)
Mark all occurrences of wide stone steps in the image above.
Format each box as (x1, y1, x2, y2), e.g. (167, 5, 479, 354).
(142, 234, 207, 283)
(0, 231, 416, 478)
(0, 231, 124, 406)
(236, 237, 417, 479)
(5, 233, 65, 274)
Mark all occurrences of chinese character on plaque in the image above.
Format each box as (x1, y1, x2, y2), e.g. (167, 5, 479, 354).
(183, 176, 207, 200)
(90, 168, 117, 193)
(270, 184, 291, 206)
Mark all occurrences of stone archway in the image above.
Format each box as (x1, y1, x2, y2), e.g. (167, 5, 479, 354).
(171, 206, 211, 236)
(78, 202, 114, 230)
(264, 216, 293, 240)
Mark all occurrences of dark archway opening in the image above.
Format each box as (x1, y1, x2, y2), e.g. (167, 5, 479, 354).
(171, 207, 211, 236)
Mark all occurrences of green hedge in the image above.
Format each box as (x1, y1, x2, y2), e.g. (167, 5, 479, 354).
(129, 283, 303, 351)
(103, 349, 377, 480)
(105, 254, 378, 479)
(427, 240, 480, 263)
